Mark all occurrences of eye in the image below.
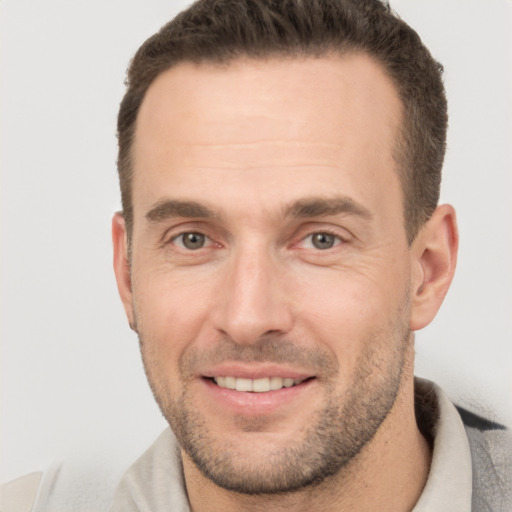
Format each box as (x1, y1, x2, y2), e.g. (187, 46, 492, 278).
(173, 232, 208, 250)
(304, 232, 341, 250)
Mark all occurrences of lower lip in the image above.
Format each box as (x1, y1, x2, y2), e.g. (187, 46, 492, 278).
(200, 377, 315, 416)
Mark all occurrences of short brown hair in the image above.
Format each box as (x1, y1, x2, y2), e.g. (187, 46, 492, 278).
(117, 0, 447, 243)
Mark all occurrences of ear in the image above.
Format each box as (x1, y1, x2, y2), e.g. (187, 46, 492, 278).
(409, 204, 458, 331)
(112, 212, 137, 331)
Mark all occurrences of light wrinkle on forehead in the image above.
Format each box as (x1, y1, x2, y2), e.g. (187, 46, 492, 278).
(132, 54, 406, 242)
(135, 53, 402, 150)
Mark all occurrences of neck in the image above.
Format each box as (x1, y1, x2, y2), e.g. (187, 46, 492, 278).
(183, 369, 431, 512)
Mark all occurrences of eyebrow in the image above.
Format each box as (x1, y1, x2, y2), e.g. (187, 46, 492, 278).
(145, 196, 372, 223)
(286, 197, 373, 220)
(145, 200, 217, 222)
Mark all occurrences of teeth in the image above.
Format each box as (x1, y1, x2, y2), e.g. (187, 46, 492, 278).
(224, 376, 236, 390)
(269, 376, 284, 390)
(213, 376, 304, 392)
(252, 378, 270, 392)
(283, 378, 294, 388)
(235, 378, 252, 392)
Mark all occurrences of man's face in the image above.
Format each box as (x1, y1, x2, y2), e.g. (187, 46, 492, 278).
(122, 55, 417, 493)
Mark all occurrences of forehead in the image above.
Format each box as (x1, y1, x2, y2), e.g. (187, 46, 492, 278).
(132, 54, 403, 221)
(136, 53, 402, 147)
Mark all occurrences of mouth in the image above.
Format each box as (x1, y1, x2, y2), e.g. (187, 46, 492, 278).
(200, 370, 317, 416)
(211, 376, 310, 393)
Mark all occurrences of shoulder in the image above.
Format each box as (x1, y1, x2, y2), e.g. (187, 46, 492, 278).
(0, 472, 42, 512)
(110, 428, 189, 511)
(1, 455, 123, 512)
(457, 406, 512, 511)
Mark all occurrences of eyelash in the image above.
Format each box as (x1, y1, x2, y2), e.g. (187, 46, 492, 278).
(164, 227, 346, 253)
(299, 231, 344, 250)
(170, 231, 213, 250)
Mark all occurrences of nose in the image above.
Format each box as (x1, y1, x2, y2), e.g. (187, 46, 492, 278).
(211, 246, 294, 344)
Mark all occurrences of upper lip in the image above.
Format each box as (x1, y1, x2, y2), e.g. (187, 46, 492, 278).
(200, 362, 314, 380)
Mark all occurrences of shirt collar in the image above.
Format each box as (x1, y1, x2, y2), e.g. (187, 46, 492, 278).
(412, 377, 472, 512)
(111, 378, 473, 511)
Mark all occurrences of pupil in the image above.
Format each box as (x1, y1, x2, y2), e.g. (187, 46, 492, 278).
(313, 233, 335, 249)
(183, 233, 205, 249)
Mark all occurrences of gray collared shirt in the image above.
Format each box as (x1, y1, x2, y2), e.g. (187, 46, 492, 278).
(412, 378, 472, 511)
(0, 379, 475, 512)
(108, 378, 473, 512)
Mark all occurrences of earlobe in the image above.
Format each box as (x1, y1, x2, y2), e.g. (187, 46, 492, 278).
(112, 212, 137, 331)
(409, 204, 458, 331)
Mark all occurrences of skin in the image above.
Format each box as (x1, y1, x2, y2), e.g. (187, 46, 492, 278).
(113, 54, 458, 511)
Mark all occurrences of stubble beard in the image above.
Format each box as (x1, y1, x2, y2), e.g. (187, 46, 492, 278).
(139, 321, 411, 496)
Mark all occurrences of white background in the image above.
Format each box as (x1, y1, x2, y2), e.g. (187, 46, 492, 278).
(1, 0, 511, 483)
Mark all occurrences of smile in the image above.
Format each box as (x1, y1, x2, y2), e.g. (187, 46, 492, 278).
(213, 376, 307, 392)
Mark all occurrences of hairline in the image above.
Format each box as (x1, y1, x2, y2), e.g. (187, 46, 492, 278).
(122, 50, 416, 251)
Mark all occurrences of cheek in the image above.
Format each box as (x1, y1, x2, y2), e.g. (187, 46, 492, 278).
(132, 267, 218, 372)
(294, 266, 410, 366)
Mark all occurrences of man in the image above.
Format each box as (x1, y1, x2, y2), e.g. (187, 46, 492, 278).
(1, 0, 510, 511)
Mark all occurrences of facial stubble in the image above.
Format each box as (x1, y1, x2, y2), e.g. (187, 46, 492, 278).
(138, 321, 411, 496)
